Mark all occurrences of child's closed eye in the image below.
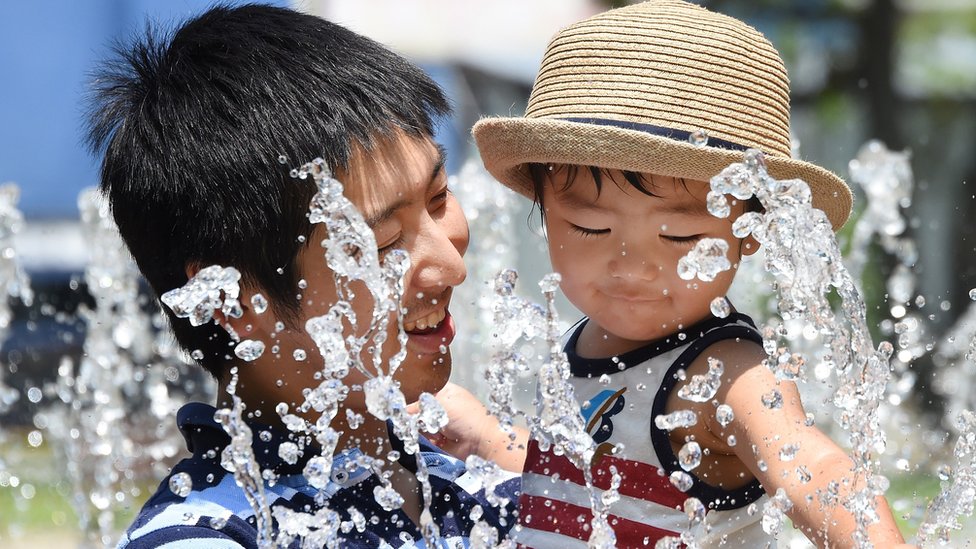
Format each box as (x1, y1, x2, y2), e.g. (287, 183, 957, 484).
(569, 223, 610, 238)
(661, 234, 703, 245)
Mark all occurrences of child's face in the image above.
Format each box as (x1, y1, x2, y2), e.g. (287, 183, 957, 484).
(542, 169, 751, 349)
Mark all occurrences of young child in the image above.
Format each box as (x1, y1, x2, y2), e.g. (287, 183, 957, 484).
(472, 1, 911, 547)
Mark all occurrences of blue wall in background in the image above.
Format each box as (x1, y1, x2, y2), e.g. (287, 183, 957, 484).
(0, 1, 289, 219)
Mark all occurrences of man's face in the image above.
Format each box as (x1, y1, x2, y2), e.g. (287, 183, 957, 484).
(542, 169, 748, 355)
(244, 133, 468, 413)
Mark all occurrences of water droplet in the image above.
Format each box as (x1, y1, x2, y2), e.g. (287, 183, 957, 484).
(293, 349, 307, 361)
(716, 404, 734, 427)
(677, 357, 724, 402)
(669, 470, 694, 492)
(278, 442, 300, 465)
(761, 488, 793, 537)
(26, 387, 42, 404)
(303, 455, 333, 489)
(191, 349, 205, 360)
(795, 466, 812, 484)
(654, 410, 697, 431)
(689, 129, 709, 147)
(743, 149, 766, 171)
(761, 389, 783, 409)
(684, 497, 706, 524)
(373, 484, 405, 511)
(677, 238, 731, 282)
(779, 443, 800, 462)
(250, 293, 268, 314)
(710, 296, 731, 318)
(234, 340, 265, 362)
(706, 191, 730, 218)
(598, 374, 611, 386)
(678, 441, 702, 471)
(539, 273, 562, 293)
(168, 472, 193, 497)
(26, 430, 42, 447)
(277, 154, 288, 164)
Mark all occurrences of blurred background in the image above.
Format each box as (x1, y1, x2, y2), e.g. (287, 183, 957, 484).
(1, 0, 975, 546)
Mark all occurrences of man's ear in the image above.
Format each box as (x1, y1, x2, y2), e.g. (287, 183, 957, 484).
(185, 263, 202, 280)
(184, 263, 262, 339)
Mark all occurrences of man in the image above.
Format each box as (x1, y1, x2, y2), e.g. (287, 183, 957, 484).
(87, 5, 517, 547)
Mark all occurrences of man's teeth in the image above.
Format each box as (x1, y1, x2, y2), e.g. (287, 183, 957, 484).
(404, 309, 446, 332)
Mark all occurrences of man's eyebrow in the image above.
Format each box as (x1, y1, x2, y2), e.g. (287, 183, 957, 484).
(363, 145, 447, 228)
(431, 144, 447, 183)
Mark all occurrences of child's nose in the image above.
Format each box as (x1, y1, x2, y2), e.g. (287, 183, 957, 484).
(607, 244, 659, 281)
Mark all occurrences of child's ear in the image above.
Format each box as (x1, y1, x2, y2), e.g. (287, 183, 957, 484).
(740, 235, 760, 257)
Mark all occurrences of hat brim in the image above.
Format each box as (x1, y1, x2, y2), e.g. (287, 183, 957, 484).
(473, 117, 852, 231)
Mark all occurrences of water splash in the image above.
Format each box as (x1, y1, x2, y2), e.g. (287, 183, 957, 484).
(160, 265, 243, 329)
(487, 269, 620, 547)
(158, 264, 276, 546)
(296, 159, 446, 546)
(215, 376, 274, 548)
(676, 238, 731, 282)
(0, 183, 31, 415)
(709, 150, 894, 546)
(847, 140, 916, 285)
(916, 410, 976, 546)
(846, 141, 925, 469)
(450, 160, 521, 398)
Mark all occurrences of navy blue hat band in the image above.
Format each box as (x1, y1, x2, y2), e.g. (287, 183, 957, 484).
(559, 117, 750, 152)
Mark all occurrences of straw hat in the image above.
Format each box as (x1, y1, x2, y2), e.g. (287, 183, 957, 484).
(473, 0, 852, 230)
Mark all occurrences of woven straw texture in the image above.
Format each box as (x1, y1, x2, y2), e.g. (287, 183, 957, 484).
(473, 0, 852, 230)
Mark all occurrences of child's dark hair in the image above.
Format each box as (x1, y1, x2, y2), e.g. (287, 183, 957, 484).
(526, 162, 763, 219)
(85, 4, 449, 378)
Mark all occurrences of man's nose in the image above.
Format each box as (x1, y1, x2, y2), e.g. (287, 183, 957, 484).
(410, 209, 468, 292)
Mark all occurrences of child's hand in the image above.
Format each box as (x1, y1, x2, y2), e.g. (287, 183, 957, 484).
(407, 382, 528, 472)
(408, 382, 486, 458)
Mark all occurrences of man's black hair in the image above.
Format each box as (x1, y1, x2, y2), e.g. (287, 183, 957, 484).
(86, 4, 450, 378)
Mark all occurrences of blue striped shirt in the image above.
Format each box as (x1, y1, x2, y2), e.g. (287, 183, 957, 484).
(118, 403, 519, 548)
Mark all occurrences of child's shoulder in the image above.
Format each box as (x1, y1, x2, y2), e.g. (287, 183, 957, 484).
(688, 333, 766, 378)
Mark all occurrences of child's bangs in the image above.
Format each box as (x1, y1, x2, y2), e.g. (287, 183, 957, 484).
(527, 162, 660, 205)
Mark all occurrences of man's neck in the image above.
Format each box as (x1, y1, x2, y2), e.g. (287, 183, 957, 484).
(215, 377, 426, 526)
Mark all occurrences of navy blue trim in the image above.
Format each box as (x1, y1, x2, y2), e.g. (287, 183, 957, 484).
(648, 319, 766, 511)
(559, 117, 749, 152)
(123, 523, 252, 549)
(566, 312, 756, 377)
(178, 402, 317, 477)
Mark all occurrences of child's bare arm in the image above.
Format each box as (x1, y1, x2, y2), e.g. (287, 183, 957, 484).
(681, 340, 907, 548)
